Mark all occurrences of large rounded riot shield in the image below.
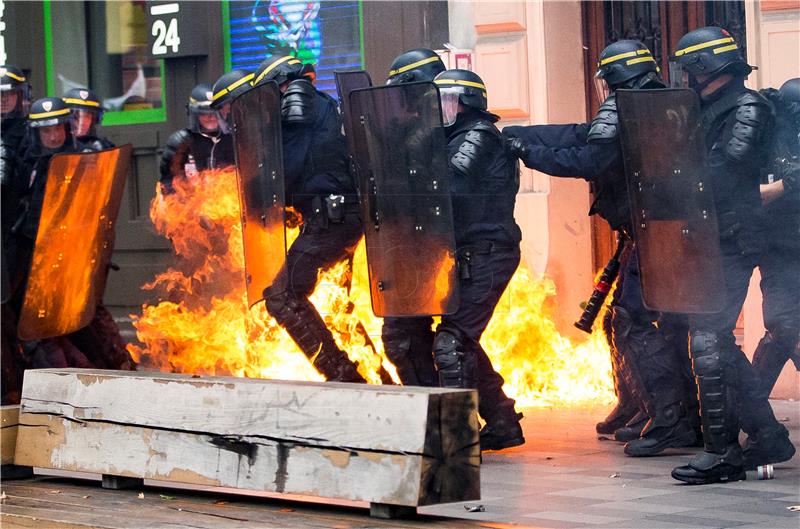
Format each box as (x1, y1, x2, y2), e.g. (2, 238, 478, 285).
(231, 81, 287, 308)
(334, 70, 372, 161)
(617, 88, 724, 313)
(349, 82, 458, 317)
(17, 145, 132, 340)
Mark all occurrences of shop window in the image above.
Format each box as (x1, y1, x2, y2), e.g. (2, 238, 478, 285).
(223, 0, 364, 99)
(44, 0, 166, 126)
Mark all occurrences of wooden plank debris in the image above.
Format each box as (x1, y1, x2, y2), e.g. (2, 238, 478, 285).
(1, 405, 33, 480)
(15, 369, 480, 515)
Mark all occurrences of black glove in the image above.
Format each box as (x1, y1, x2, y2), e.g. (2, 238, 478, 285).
(506, 136, 528, 160)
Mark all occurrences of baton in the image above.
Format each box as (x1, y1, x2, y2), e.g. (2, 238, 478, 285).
(574, 233, 626, 334)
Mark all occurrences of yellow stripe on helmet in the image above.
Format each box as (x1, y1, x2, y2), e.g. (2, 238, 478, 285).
(713, 44, 739, 55)
(388, 56, 441, 77)
(2, 69, 26, 82)
(29, 108, 71, 119)
(626, 56, 657, 66)
(599, 48, 650, 66)
(674, 37, 734, 57)
(212, 72, 255, 101)
(434, 78, 486, 91)
(252, 56, 301, 86)
(63, 97, 100, 108)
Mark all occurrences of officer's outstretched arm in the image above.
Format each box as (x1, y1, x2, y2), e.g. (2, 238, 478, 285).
(503, 123, 589, 149)
(512, 142, 598, 181)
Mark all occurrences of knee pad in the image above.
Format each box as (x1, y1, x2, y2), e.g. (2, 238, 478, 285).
(690, 331, 722, 377)
(432, 329, 476, 389)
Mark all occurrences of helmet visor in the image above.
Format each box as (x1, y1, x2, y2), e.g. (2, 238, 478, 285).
(593, 73, 611, 105)
(189, 107, 219, 134)
(70, 109, 97, 137)
(215, 103, 232, 135)
(439, 87, 461, 126)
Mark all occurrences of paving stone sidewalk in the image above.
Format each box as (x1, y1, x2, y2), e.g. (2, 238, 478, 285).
(422, 399, 800, 529)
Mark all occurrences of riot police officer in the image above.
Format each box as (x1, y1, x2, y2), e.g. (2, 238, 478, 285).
(160, 82, 237, 192)
(62, 87, 114, 151)
(430, 69, 525, 451)
(504, 41, 698, 457)
(668, 27, 795, 485)
(379, 48, 447, 388)
(386, 48, 446, 85)
(753, 78, 800, 398)
(251, 55, 365, 383)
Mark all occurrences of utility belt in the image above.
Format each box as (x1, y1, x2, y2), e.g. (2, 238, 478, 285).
(306, 194, 359, 228)
(456, 240, 517, 280)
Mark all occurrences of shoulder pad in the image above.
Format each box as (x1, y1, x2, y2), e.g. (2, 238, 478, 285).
(726, 91, 774, 162)
(281, 80, 316, 125)
(165, 129, 193, 150)
(450, 123, 500, 177)
(588, 95, 618, 144)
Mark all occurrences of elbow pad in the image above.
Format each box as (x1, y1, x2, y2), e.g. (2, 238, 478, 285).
(725, 92, 773, 163)
(587, 95, 618, 144)
(281, 80, 316, 125)
(451, 124, 500, 179)
(159, 129, 192, 180)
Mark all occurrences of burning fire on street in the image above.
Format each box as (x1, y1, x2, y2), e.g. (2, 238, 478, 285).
(128, 168, 614, 407)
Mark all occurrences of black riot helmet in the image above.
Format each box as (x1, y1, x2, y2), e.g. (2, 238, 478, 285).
(594, 40, 661, 102)
(63, 87, 104, 138)
(252, 54, 315, 88)
(186, 83, 219, 135)
(211, 70, 255, 110)
(1, 64, 31, 119)
(28, 97, 73, 153)
(386, 48, 445, 85)
(434, 69, 488, 126)
(779, 78, 800, 104)
(211, 70, 254, 134)
(669, 26, 752, 94)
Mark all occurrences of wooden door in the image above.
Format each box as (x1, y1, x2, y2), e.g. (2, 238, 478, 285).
(581, 0, 746, 269)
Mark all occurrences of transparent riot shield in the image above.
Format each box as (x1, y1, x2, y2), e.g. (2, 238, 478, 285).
(231, 80, 287, 308)
(349, 82, 459, 317)
(17, 145, 132, 340)
(335, 70, 372, 160)
(617, 88, 724, 313)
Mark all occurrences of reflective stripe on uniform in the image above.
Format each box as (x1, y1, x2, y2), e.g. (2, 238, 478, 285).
(599, 48, 650, 66)
(63, 97, 100, 107)
(674, 37, 734, 56)
(626, 56, 656, 66)
(212, 72, 255, 101)
(252, 56, 301, 86)
(29, 108, 71, 119)
(713, 44, 739, 55)
(388, 56, 441, 77)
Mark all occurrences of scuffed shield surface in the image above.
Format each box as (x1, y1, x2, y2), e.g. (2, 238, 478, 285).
(349, 82, 459, 317)
(231, 81, 287, 307)
(18, 145, 132, 339)
(617, 88, 724, 313)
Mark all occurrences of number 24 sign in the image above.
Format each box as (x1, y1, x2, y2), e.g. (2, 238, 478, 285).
(147, 2, 208, 58)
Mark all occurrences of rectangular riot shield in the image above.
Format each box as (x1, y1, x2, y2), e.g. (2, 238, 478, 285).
(335, 70, 372, 160)
(617, 88, 724, 313)
(17, 145, 132, 340)
(350, 82, 459, 317)
(231, 80, 287, 308)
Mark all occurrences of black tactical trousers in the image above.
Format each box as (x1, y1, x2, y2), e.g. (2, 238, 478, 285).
(437, 245, 520, 424)
(689, 241, 783, 453)
(264, 207, 366, 381)
(610, 251, 693, 418)
(752, 243, 800, 396)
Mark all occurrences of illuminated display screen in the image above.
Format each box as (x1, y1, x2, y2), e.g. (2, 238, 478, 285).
(228, 0, 363, 98)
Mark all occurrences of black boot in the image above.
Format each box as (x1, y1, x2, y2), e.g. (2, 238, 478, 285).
(614, 410, 647, 442)
(672, 331, 744, 485)
(624, 402, 697, 456)
(671, 443, 746, 485)
(480, 412, 525, 451)
(266, 291, 366, 383)
(743, 424, 796, 470)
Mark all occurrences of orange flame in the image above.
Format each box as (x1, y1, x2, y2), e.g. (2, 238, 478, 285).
(129, 168, 614, 407)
